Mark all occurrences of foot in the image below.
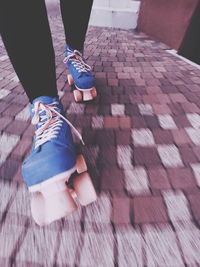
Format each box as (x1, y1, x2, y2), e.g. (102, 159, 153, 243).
(63, 44, 97, 102)
(22, 96, 78, 225)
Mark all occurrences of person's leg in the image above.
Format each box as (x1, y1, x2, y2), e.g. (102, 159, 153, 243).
(60, 0, 96, 102)
(0, 0, 58, 102)
(60, 0, 94, 52)
(0, 0, 97, 226)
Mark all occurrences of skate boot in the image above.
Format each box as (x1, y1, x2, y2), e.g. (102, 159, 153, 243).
(63, 44, 97, 102)
(22, 96, 97, 226)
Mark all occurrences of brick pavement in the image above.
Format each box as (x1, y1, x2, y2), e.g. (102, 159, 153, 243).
(1, 14, 200, 266)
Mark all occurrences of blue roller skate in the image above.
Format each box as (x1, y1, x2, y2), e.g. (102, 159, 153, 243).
(22, 96, 97, 226)
(63, 44, 97, 102)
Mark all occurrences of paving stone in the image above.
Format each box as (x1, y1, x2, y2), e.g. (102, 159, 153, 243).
(168, 167, 197, 189)
(92, 116, 104, 129)
(133, 196, 168, 224)
(0, 117, 12, 132)
(84, 193, 112, 226)
(153, 104, 172, 115)
(82, 128, 96, 146)
(0, 224, 24, 259)
(15, 105, 30, 121)
(182, 102, 200, 113)
(173, 114, 191, 128)
(179, 145, 198, 165)
(115, 130, 131, 145)
(116, 226, 143, 267)
(156, 94, 171, 104)
(146, 86, 162, 95)
(22, 124, 34, 139)
(170, 93, 187, 103)
(163, 190, 192, 225)
(9, 185, 31, 217)
(0, 158, 20, 181)
(193, 146, 200, 161)
(104, 116, 119, 128)
(186, 113, 200, 129)
(191, 164, 200, 187)
(97, 146, 117, 169)
(56, 225, 82, 267)
(185, 128, 200, 145)
(144, 224, 184, 267)
(16, 227, 58, 265)
(5, 120, 29, 136)
(111, 104, 125, 116)
(138, 104, 153, 116)
(117, 145, 132, 169)
(124, 167, 150, 196)
(79, 227, 114, 267)
(0, 180, 17, 213)
(119, 116, 131, 129)
(125, 104, 140, 116)
(153, 129, 174, 144)
(171, 129, 191, 145)
(82, 146, 99, 168)
(158, 115, 177, 129)
(67, 103, 85, 114)
(0, 133, 20, 166)
(157, 145, 183, 168)
(132, 116, 147, 129)
(101, 169, 124, 191)
(12, 138, 32, 160)
(112, 197, 130, 224)
(176, 223, 200, 266)
(3, 104, 24, 117)
(188, 193, 200, 223)
(148, 167, 171, 190)
(0, 89, 10, 100)
(134, 147, 161, 166)
(143, 115, 160, 130)
(132, 129, 155, 147)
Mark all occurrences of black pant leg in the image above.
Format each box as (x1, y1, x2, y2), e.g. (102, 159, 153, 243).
(0, 0, 58, 102)
(60, 0, 94, 51)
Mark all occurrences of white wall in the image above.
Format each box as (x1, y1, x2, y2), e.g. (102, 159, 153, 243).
(45, 0, 141, 30)
(90, 0, 140, 29)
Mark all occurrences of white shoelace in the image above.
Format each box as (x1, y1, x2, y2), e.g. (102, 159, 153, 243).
(32, 101, 84, 149)
(63, 50, 91, 73)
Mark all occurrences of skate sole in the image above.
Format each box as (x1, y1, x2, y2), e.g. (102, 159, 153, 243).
(67, 74, 97, 102)
(30, 154, 97, 226)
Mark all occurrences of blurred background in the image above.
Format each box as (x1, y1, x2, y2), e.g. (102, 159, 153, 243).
(46, 0, 200, 64)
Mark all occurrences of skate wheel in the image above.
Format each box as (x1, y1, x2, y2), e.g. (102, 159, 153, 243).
(82, 91, 93, 101)
(91, 87, 97, 98)
(73, 90, 83, 102)
(67, 74, 74, 86)
(73, 172, 97, 206)
(76, 154, 87, 174)
(31, 189, 77, 226)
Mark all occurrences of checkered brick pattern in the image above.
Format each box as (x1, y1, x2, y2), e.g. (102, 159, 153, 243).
(1, 13, 200, 266)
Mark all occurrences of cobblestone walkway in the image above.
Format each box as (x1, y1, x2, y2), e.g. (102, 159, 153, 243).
(1, 15, 200, 267)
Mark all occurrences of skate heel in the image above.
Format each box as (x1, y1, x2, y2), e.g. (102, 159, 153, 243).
(71, 154, 97, 206)
(31, 178, 77, 226)
(67, 74, 97, 103)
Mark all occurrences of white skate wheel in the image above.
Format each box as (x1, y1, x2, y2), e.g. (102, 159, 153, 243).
(73, 90, 83, 102)
(82, 91, 93, 101)
(67, 74, 74, 86)
(76, 154, 87, 174)
(31, 189, 77, 226)
(73, 172, 97, 206)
